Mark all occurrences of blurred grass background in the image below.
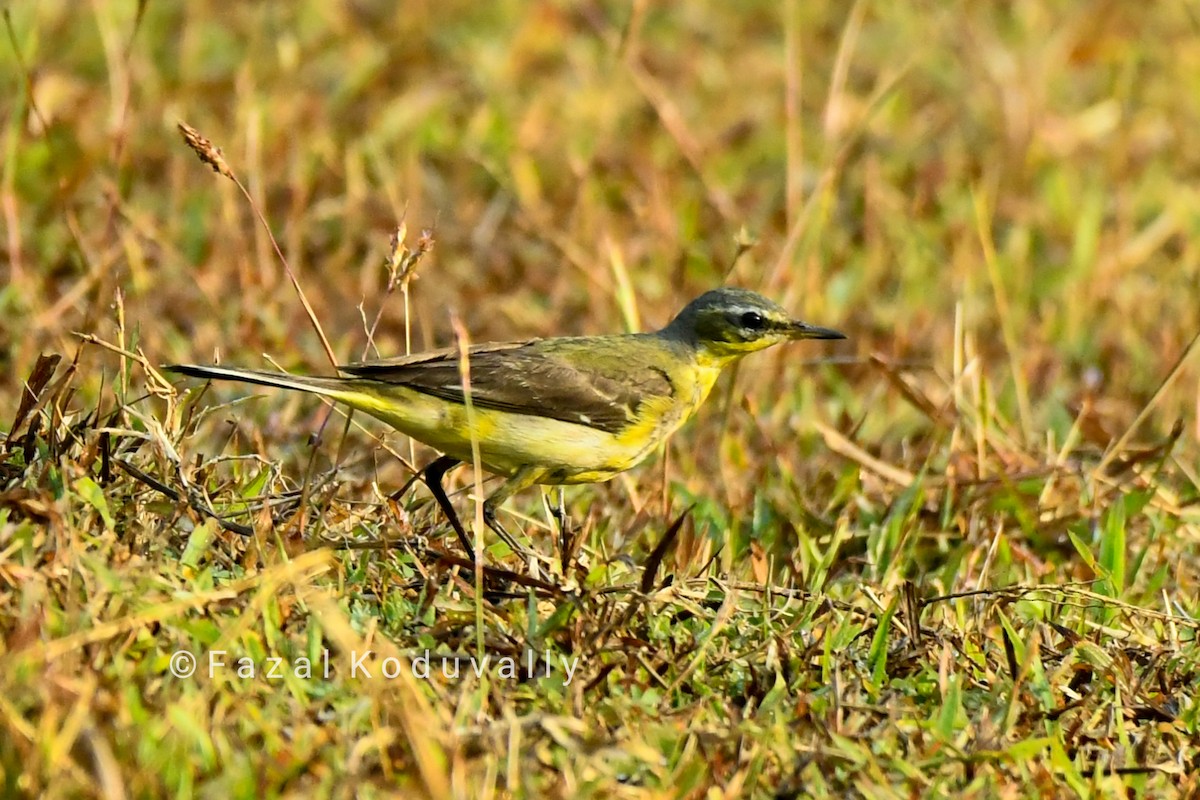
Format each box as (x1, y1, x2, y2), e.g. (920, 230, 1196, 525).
(2, 0, 1200, 797)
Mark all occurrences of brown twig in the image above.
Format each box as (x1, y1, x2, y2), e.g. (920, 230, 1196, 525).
(176, 122, 338, 371)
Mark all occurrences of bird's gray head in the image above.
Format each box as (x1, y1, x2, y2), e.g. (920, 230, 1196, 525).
(664, 287, 845, 364)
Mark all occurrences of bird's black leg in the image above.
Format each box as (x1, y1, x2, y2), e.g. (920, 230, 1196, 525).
(551, 488, 574, 571)
(422, 455, 472, 554)
(481, 467, 543, 559)
(482, 501, 527, 556)
(551, 488, 570, 540)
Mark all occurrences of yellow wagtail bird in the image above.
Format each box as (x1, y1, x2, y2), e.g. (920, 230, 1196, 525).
(168, 287, 845, 555)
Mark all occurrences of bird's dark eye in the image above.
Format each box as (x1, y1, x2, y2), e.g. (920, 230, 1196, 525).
(739, 311, 766, 331)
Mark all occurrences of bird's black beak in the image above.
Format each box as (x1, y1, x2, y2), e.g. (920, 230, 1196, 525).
(787, 321, 847, 340)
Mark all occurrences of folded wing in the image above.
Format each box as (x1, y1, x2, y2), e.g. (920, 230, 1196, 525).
(339, 339, 675, 434)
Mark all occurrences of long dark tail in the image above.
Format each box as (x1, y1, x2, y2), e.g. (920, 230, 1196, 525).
(166, 364, 351, 399)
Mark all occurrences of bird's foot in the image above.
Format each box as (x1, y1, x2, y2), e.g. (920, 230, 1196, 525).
(483, 503, 550, 563)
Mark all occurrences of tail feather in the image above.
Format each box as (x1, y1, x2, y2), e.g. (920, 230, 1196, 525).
(166, 364, 349, 398)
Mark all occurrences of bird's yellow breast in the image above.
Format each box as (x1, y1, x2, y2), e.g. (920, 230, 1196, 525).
(572, 360, 725, 482)
(340, 362, 725, 485)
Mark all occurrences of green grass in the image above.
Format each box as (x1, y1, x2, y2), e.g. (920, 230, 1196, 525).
(3, 1, 1200, 797)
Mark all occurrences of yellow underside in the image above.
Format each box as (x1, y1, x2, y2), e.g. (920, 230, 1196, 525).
(328, 364, 724, 485)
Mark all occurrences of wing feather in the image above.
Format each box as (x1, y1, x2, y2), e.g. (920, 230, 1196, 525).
(339, 338, 676, 434)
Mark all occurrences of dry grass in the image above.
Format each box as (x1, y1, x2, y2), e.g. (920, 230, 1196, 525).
(2, 1, 1200, 797)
